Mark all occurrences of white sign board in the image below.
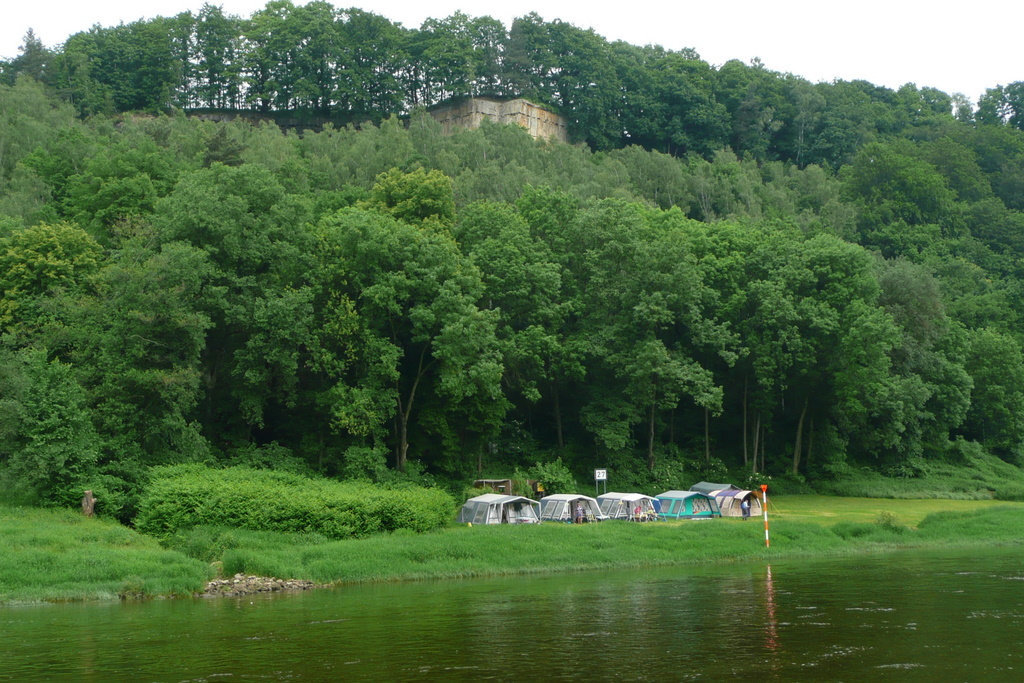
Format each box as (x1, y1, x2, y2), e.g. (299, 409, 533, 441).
(594, 469, 607, 481)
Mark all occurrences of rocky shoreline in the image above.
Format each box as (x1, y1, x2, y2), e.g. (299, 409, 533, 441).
(203, 573, 321, 597)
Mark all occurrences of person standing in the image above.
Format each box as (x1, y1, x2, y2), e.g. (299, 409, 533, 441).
(741, 498, 750, 520)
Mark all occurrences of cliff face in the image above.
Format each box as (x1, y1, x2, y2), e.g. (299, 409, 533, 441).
(429, 98, 569, 142)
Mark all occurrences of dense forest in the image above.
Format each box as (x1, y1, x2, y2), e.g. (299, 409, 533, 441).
(3, 3, 1024, 518)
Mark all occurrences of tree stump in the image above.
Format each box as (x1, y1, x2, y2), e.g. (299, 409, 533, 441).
(81, 490, 97, 517)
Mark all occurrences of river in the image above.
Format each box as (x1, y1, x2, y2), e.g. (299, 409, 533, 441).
(2, 546, 1023, 680)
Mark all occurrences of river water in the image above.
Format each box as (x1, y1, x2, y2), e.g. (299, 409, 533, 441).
(2, 546, 1023, 681)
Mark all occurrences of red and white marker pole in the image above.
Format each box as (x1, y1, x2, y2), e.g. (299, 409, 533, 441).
(761, 484, 770, 548)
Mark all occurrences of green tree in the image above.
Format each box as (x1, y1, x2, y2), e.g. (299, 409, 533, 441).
(291, 1, 340, 114)
(842, 141, 963, 257)
(368, 167, 455, 225)
(0, 76, 80, 184)
(0, 348, 99, 505)
(56, 20, 182, 113)
(70, 238, 213, 466)
(315, 207, 504, 471)
(567, 201, 730, 470)
(417, 12, 477, 103)
(962, 328, 1024, 461)
(3, 29, 51, 85)
(241, 0, 300, 112)
(153, 162, 313, 446)
(0, 221, 103, 336)
(335, 9, 407, 116)
(193, 4, 243, 109)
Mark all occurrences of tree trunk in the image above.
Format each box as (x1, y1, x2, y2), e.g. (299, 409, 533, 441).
(396, 405, 409, 472)
(752, 414, 761, 474)
(761, 421, 767, 473)
(792, 396, 809, 476)
(704, 407, 710, 463)
(81, 490, 97, 517)
(807, 417, 815, 469)
(553, 386, 564, 450)
(742, 377, 749, 468)
(395, 344, 430, 472)
(669, 407, 675, 446)
(647, 404, 656, 471)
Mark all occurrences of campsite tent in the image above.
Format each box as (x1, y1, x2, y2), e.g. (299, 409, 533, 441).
(712, 489, 763, 518)
(689, 481, 739, 495)
(458, 494, 541, 524)
(539, 494, 607, 523)
(597, 492, 658, 521)
(655, 491, 721, 519)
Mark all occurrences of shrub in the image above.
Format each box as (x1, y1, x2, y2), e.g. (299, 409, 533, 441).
(830, 521, 876, 540)
(135, 465, 454, 540)
(874, 511, 907, 533)
(690, 456, 729, 482)
(462, 485, 494, 501)
(226, 442, 315, 477)
(525, 458, 577, 495)
(340, 445, 389, 481)
(830, 513, 907, 541)
(993, 483, 1024, 501)
(648, 459, 690, 492)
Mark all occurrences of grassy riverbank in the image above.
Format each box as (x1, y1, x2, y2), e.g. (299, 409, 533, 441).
(4, 497, 1024, 605)
(169, 500, 1024, 583)
(0, 506, 211, 604)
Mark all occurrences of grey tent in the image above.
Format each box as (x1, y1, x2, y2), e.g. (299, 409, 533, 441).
(689, 481, 739, 495)
(596, 492, 658, 521)
(458, 494, 541, 524)
(539, 494, 607, 523)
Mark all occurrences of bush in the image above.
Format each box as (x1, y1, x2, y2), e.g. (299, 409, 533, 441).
(340, 445, 389, 481)
(830, 512, 907, 541)
(993, 483, 1024, 501)
(135, 465, 455, 540)
(226, 442, 315, 477)
(647, 458, 690, 492)
(690, 455, 729, 482)
(525, 458, 577, 495)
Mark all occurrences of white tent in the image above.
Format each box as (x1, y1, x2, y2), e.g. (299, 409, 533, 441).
(457, 494, 541, 524)
(712, 489, 763, 518)
(539, 494, 607, 523)
(596, 492, 658, 521)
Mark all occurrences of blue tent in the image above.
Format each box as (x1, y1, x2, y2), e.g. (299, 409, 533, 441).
(655, 491, 721, 519)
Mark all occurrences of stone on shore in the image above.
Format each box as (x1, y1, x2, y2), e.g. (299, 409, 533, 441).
(203, 573, 319, 597)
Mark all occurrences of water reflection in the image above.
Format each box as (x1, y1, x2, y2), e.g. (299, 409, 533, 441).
(3, 547, 1024, 680)
(764, 564, 779, 653)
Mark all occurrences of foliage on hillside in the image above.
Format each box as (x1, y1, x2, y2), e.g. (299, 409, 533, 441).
(3, 10, 1024, 515)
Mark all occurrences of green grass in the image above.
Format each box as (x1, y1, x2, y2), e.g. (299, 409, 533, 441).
(769, 494, 1019, 527)
(6, 496, 1024, 604)
(0, 506, 211, 604)
(166, 496, 1024, 585)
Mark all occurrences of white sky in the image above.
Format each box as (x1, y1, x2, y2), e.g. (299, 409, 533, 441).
(2, 0, 1020, 101)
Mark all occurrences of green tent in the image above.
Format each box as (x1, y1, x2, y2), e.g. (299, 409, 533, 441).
(655, 491, 721, 519)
